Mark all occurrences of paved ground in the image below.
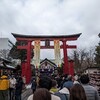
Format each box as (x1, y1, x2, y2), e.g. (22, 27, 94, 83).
(22, 89, 32, 100)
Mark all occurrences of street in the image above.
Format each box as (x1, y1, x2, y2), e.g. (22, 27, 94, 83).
(22, 89, 32, 100)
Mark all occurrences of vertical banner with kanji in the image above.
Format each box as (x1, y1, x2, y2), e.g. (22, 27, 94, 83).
(54, 40, 61, 67)
(34, 40, 40, 68)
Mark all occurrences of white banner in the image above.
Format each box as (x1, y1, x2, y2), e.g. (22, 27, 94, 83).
(34, 40, 40, 68)
(54, 40, 61, 67)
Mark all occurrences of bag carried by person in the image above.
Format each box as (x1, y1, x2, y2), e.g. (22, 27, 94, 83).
(54, 92, 68, 100)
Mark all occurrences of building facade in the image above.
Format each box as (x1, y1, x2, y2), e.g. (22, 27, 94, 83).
(0, 38, 14, 58)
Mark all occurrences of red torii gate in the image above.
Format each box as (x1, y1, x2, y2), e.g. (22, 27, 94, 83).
(12, 33, 81, 83)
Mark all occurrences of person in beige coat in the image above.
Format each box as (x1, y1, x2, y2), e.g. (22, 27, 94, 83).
(27, 76, 60, 100)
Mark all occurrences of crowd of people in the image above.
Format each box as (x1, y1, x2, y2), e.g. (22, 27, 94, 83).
(0, 72, 100, 100)
(0, 72, 24, 100)
(28, 74, 100, 100)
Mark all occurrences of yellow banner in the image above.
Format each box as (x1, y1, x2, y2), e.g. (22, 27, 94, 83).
(54, 40, 61, 67)
(34, 40, 40, 68)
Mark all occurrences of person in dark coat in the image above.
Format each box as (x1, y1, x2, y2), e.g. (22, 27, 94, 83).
(31, 78, 37, 93)
(15, 76, 24, 100)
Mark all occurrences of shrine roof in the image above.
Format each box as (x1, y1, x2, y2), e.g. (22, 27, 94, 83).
(0, 57, 12, 64)
(40, 58, 56, 65)
(12, 33, 81, 38)
(40, 58, 57, 67)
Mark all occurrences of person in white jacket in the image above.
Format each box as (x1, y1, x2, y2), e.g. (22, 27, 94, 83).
(27, 76, 61, 100)
(9, 75, 16, 100)
(54, 86, 70, 100)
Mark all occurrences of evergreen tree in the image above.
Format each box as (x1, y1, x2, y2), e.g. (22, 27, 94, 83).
(95, 34, 100, 69)
(8, 42, 21, 59)
(9, 41, 34, 62)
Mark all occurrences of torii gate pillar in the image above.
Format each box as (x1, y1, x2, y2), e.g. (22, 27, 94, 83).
(69, 60, 74, 76)
(62, 40, 69, 74)
(26, 41, 31, 84)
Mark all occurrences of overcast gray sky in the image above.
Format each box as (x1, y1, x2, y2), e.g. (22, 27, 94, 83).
(0, 0, 100, 59)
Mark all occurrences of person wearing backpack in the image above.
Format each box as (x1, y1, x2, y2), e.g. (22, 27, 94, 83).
(54, 87, 70, 100)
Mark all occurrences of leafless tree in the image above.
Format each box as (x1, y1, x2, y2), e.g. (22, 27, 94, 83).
(73, 48, 87, 73)
(85, 47, 95, 68)
(71, 47, 95, 73)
